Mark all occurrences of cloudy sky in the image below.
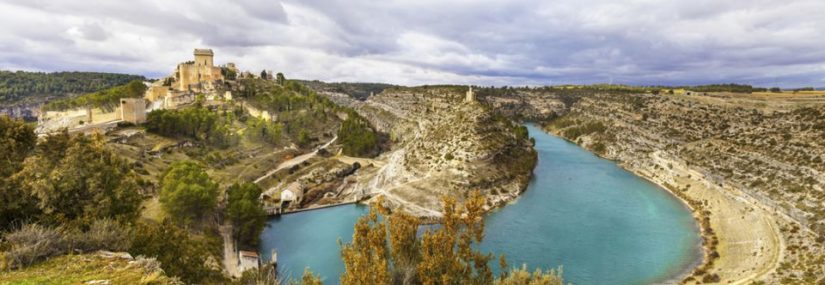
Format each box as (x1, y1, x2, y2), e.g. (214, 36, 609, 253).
(1, 0, 824, 87)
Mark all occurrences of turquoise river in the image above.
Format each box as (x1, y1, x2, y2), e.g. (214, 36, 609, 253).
(259, 124, 702, 284)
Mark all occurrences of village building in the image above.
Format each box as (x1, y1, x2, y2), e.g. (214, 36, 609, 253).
(238, 250, 260, 272)
(279, 181, 304, 209)
(120, 98, 146, 124)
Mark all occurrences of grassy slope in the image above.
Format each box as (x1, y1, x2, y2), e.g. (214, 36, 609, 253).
(0, 254, 175, 285)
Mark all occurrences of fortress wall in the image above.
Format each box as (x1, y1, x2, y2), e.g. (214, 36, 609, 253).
(37, 106, 123, 134)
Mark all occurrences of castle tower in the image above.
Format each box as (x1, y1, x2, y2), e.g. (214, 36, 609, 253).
(465, 86, 476, 102)
(194, 49, 214, 67)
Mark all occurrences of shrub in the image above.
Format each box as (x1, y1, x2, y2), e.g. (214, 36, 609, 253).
(2, 224, 67, 269)
(70, 219, 133, 252)
(702, 273, 721, 283)
(495, 265, 564, 285)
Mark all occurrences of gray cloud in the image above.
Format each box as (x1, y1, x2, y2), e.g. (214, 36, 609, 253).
(0, 0, 823, 87)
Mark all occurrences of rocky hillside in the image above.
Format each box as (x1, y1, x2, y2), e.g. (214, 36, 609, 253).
(542, 92, 825, 284)
(321, 86, 536, 217)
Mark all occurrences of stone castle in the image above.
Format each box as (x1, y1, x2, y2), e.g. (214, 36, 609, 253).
(37, 48, 238, 134)
(176, 49, 223, 91)
(145, 48, 237, 109)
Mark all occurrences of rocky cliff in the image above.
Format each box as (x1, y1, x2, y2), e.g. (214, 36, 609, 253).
(321, 86, 536, 217)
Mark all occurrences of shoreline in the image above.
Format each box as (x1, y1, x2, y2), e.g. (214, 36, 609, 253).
(536, 127, 709, 284)
(538, 125, 782, 284)
(621, 165, 710, 285)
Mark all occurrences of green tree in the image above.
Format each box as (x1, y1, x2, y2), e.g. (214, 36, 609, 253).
(276, 73, 286, 85)
(297, 129, 311, 147)
(15, 133, 142, 225)
(338, 112, 378, 157)
(130, 220, 225, 284)
(159, 161, 219, 225)
(0, 115, 36, 176)
(0, 115, 39, 231)
(225, 182, 266, 247)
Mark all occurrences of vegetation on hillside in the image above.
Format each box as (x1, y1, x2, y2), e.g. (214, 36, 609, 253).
(338, 111, 379, 157)
(146, 106, 239, 148)
(225, 182, 266, 248)
(245, 116, 284, 146)
(0, 70, 144, 105)
(239, 78, 381, 156)
(159, 161, 219, 226)
(43, 80, 147, 111)
(130, 220, 225, 284)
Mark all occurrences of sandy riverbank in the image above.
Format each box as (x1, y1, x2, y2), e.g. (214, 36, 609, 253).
(620, 153, 783, 284)
(540, 126, 783, 284)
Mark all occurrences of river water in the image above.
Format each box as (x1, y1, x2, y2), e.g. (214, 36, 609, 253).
(259, 124, 701, 284)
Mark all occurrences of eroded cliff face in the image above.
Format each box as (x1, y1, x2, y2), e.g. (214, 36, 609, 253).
(542, 92, 825, 284)
(321, 87, 536, 218)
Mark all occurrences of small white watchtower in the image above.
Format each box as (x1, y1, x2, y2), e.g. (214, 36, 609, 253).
(465, 86, 476, 102)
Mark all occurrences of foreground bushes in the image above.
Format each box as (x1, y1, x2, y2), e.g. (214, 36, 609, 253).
(0, 219, 132, 270)
(1, 130, 143, 230)
(130, 220, 225, 284)
(339, 193, 564, 285)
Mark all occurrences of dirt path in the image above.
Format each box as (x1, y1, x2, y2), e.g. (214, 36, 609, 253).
(253, 136, 337, 184)
(220, 223, 240, 278)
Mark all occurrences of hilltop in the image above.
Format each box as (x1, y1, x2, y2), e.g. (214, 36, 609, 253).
(319, 86, 536, 217)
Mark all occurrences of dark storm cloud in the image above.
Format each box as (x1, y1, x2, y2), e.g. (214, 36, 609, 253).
(0, 0, 823, 87)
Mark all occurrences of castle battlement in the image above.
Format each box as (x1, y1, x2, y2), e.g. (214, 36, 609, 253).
(194, 48, 214, 56)
(175, 48, 222, 91)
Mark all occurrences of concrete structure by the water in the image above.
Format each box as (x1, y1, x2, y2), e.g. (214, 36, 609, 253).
(259, 124, 701, 285)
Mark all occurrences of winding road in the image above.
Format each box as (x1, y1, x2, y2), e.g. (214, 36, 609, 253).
(253, 136, 338, 184)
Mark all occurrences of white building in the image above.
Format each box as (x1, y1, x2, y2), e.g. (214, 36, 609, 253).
(238, 250, 259, 272)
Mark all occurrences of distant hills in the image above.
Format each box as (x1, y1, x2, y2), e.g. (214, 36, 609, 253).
(0, 70, 145, 106)
(296, 80, 395, 100)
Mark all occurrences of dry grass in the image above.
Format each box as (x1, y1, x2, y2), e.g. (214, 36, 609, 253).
(139, 197, 166, 223)
(0, 253, 178, 285)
